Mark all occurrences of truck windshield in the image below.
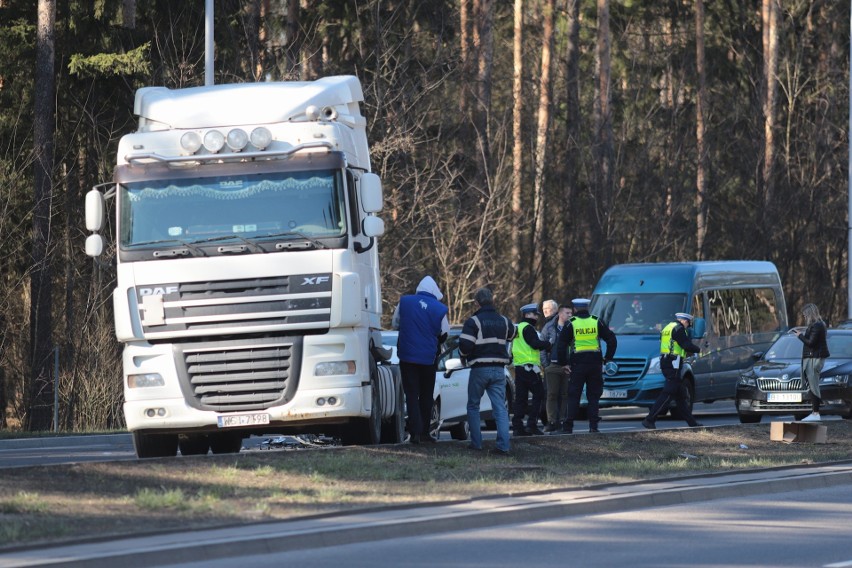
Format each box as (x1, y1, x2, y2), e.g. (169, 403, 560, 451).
(119, 169, 346, 249)
(591, 293, 687, 335)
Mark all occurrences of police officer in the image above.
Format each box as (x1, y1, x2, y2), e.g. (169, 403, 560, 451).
(642, 312, 702, 429)
(554, 298, 617, 433)
(511, 303, 552, 436)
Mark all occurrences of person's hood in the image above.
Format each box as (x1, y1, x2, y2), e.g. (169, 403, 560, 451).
(416, 276, 443, 301)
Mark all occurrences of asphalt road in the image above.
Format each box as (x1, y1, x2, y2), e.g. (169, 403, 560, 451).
(0, 402, 839, 468)
(157, 482, 852, 568)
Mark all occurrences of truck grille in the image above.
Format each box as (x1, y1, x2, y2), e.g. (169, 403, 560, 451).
(177, 337, 302, 412)
(757, 378, 803, 391)
(603, 357, 647, 388)
(137, 273, 332, 337)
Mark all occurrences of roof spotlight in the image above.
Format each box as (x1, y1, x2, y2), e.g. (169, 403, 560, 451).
(226, 128, 248, 151)
(203, 130, 226, 153)
(250, 127, 273, 150)
(180, 132, 202, 154)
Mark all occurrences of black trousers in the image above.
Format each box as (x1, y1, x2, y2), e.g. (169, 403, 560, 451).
(513, 366, 544, 429)
(564, 363, 604, 428)
(400, 362, 437, 436)
(646, 364, 699, 426)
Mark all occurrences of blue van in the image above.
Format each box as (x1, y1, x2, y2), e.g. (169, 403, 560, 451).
(588, 261, 787, 414)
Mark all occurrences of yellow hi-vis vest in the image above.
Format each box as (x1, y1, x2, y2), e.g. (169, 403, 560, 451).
(571, 316, 601, 352)
(512, 321, 540, 365)
(660, 321, 686, 357)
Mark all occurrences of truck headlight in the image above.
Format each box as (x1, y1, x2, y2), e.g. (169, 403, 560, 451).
(127, 373, 165, 388)
(315, 361, 356, 376)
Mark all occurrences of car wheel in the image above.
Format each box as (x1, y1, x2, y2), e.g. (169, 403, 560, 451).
(738, 413, 761, 424)
(449, 421, 470, 441)
(429, 399, 442, 440)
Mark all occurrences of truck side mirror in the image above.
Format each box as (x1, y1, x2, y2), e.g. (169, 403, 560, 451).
(362, 216, 385, 237)
(360, 173, 383, 213)
(85, 189, 105, 231)
(85, 234, 104, 257)
(692, 317, 706, 339)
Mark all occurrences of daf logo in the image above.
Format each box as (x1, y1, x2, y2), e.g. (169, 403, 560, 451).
(302, 276, 330, 286)
(139, 286, 178, 296)
(604, 361, 619, 377)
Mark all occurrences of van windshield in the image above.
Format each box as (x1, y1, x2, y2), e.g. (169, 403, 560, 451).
(591, 293, 687, 335)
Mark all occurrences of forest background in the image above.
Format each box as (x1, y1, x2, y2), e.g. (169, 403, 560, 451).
(0, 0, 849, 431)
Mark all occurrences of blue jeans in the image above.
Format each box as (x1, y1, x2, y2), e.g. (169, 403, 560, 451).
(467, 365, 510, 452)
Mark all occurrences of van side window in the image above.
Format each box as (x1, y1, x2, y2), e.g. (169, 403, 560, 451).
(691, 294, 705, 320)
(707, 288, 781, 337)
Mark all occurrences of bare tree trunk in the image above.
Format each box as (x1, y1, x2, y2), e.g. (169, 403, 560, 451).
(459, 0, 471, 115)
(761, 0, 779, 221)
(473, 0, 494, 192)
(593, 0, 613, 267)
(695, 0, 708, 259)
(28, 0, 56, 431)
(285, 0, 300, 76)
(121, 0, 135, 29)
(560, 0, 581, 286)
(244, 0, 262, 81)
(511, 0, 523, 297)
(532, 0, 556, 297)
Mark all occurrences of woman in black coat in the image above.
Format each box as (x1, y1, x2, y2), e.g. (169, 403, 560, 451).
(795, 303, 830, 422)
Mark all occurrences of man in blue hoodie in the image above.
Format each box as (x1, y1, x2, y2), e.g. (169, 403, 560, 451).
(392, 276, 450, 444)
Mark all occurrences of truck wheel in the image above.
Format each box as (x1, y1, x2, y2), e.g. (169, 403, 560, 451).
(449, 421, 470, 441)
(381, 374, 405, 444)
(209, 432, 243, 454)
(669, 378, 695, 420)
(178, 434, 210, 456)
(133, 432, 178, 459)
(342, 365, 382, 445)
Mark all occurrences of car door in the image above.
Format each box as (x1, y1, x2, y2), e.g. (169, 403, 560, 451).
(435, 336, 471, 423)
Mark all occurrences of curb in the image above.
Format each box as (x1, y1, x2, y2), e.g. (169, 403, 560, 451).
(0, 434, 131, 450)
(3, 462, 852, 567)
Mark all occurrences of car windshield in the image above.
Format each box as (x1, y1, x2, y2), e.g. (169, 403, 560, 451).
(765, 333, 852, 361)
(591, 293, 687, 335)
(120, 168, 346, 249)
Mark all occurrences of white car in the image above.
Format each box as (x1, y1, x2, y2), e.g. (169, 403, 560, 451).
(381, 329, 513, 441)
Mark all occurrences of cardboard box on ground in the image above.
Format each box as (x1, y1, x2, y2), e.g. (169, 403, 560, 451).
(770, 421, 828, 444)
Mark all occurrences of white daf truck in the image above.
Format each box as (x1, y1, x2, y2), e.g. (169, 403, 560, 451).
(84, 76, 404, 458)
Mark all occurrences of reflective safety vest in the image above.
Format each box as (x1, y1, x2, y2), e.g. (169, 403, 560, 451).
(512, 321, 541, 365)
(660, 322, 686, 357)
(571, 316, 601, 352)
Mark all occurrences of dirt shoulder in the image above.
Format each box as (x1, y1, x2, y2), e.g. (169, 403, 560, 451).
(2, 422, 851, 550)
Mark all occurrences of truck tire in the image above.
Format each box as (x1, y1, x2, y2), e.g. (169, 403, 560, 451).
(380, 372, 405, 444)
(133, 431, 178, 459)
(178, 434, 210, 456)
(342, 362, 382, 445)
(209, 432, 243, 454)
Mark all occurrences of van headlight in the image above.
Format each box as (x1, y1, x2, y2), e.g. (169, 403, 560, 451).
(315, 361, 356, 376)
(647, 356, 661, 374)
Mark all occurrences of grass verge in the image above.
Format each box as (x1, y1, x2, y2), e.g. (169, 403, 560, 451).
(1, 421, 851, 550)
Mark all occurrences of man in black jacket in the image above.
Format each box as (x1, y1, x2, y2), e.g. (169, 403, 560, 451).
(642, 312, 702, 429)
(459, 287, 515, 454)
(555, 298, 617, 433)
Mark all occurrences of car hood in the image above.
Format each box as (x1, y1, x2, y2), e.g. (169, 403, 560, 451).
(749, 359, 852, 378)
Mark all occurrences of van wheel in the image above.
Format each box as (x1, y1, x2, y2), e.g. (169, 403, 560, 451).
(669, 378, 695, 420)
